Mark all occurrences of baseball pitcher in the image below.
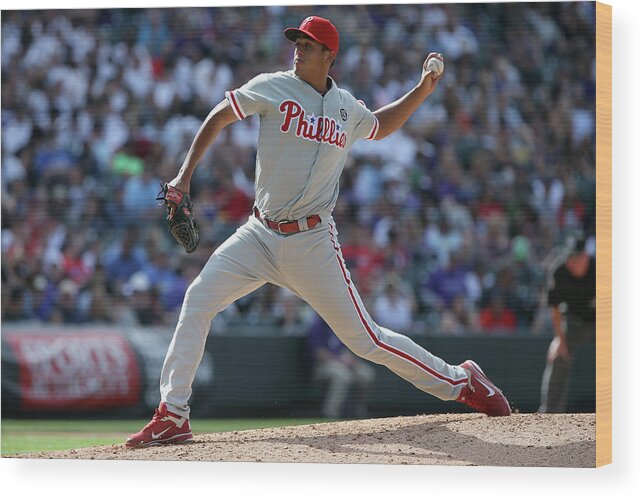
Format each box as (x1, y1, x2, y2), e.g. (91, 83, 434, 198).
(127, 16, 510, 448)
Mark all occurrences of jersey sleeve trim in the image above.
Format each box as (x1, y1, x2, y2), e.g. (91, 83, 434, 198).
(365, 116, 379, 140)
(225, 90, 246, 121)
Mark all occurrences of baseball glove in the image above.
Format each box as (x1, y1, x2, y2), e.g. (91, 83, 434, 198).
(156, 182, 200, 254)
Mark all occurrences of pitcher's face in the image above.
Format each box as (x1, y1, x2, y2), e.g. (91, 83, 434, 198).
(292, 36, 333, 79)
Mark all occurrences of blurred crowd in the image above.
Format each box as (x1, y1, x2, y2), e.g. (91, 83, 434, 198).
(1, 3, 596, 336)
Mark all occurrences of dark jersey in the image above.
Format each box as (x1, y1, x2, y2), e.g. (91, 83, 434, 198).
(547, 258, 596, 323)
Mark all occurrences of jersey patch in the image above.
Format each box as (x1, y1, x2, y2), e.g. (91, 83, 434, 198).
(279, 99, 347, 149)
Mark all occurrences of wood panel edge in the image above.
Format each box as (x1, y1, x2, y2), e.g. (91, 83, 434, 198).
(595, 0, 612, 468)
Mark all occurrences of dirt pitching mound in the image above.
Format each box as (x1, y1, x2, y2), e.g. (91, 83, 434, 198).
(13, 413, 596, 467)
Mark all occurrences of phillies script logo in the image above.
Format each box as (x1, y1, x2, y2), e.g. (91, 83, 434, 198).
(279, 100, 347, 149)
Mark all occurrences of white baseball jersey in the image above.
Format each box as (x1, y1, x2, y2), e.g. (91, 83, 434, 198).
(159, 69, 469, 418)
(225, 70, 378, 222)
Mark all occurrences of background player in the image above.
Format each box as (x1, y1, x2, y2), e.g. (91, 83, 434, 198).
(539, 235, 596, 413)
(308, 313, 376, 419)
(126, 15, 510, 448)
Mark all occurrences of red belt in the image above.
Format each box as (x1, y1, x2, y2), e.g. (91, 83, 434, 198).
(253, 207, 321, 234)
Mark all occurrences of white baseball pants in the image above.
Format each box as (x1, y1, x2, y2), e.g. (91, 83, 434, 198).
(160, 215, 469, 417)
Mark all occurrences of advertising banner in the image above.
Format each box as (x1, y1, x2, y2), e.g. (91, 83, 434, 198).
(3, 330, 141, 411)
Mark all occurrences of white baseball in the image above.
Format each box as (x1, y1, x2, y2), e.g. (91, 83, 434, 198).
(425, 57, 444, 77)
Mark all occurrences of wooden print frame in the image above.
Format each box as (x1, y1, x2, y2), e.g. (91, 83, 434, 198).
(1, 1, 611, 467)
(595, 1, 612, 467)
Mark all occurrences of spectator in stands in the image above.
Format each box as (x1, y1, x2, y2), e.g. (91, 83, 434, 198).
(273, 288, 310, 335)
(82, 269, 115, 324)
(124, 271, 168, 326)
(51, 279, 83, 324)
(424, 215, 462, 268)
(212, 175, 253, 226)
(122, 164, 163, 220)
(439, 294, 478, 335)
(372, 274, 416, 332)
(2, 287, 28, 321)
(424, 253, 470, 309)
(340, 223, 385, 295)
(479, 293, 518, 335)
(104, 229, 146, 289)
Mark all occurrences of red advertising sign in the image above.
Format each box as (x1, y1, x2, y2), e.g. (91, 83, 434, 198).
(4, 331, 141, 411)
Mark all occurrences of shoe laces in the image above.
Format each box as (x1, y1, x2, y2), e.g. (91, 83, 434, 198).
(463, 367, 476, 393)
(142, 407, 165, 430)
(460, 369, 486, 409)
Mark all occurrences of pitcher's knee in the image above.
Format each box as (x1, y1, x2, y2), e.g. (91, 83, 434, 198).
(337, 324, 403, 366)
(328, 320, 390, 363)
(342, 336, 384, 364)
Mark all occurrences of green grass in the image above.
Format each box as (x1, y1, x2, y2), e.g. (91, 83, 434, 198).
(1, 418, 325, 456)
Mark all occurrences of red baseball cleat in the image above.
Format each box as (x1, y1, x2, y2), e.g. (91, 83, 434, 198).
(125, 402, 193, 447)
(457, 360, 511, 417)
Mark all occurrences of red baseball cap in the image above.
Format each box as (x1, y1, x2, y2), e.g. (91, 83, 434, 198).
(284, 16, 339, 53)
